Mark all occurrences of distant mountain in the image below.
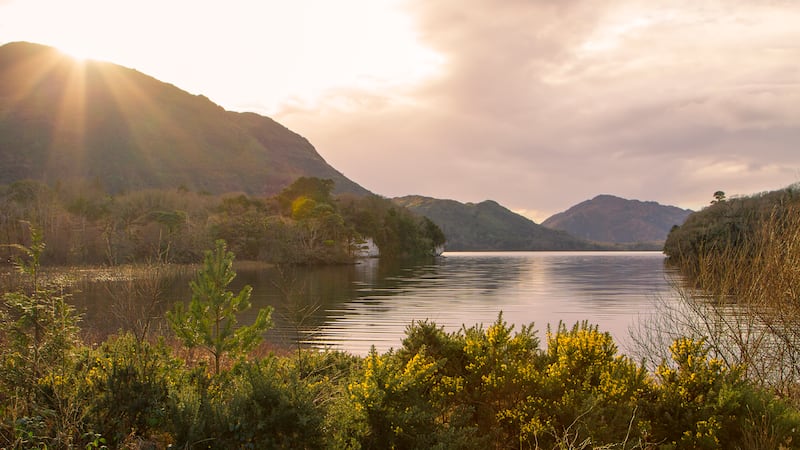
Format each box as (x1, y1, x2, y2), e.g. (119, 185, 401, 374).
(394, 195, 603, 251)
(542, 195, 692, 245)
(0, 41, 368, 195)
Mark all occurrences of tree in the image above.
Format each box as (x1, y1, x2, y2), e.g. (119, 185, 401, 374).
(276, 177, 335, 215)
(167, 240, 272, 374)
(711, 190, 726, 204)
(0, 222, 83, 445)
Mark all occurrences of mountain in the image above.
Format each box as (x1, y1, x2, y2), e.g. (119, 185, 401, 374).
(0, 41, 368, 195)
(394, 195, 603, 251)
(542, 195, 692, 245)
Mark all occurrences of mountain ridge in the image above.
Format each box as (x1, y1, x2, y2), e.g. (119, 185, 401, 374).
(394, 195, 604, 251)
(542, 194, 692, 245)
(0, 41, 368, 196)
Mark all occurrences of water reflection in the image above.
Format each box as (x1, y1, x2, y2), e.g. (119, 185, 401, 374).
(68, 251, 678, 356)
(292, 251, 675, 355)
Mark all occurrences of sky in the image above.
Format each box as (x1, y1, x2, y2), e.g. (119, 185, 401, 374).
(1, 0, 799, 221)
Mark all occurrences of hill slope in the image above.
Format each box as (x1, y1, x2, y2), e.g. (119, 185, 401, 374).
(0, 41, 368, 195)
(664, 184, 800, 264)
(542, 194, 692, 244)
(394, 195, 602, 251)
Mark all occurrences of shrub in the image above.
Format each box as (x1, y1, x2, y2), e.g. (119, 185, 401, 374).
(642, 337, 800, 448)
(79, 333, 179, 447)
(168, 357, 327, 449)
(539, 322, 649, 447)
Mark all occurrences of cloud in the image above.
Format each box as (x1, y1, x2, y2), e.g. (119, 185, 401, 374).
(276, 0, 800, 217)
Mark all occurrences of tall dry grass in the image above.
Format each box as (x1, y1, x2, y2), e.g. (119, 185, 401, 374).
(631, 200, 800, 403)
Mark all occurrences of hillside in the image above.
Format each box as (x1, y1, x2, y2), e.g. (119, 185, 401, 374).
(664, 184, 800, 265)
(542, 194, 692, 245)
(394, 195, 602, 251)
(0, 41, 367, 195)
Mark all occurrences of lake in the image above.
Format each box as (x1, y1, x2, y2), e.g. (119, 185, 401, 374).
(69, 251, 681, 356)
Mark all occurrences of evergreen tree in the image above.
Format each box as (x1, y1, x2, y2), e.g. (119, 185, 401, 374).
(168, 240, 272, 374)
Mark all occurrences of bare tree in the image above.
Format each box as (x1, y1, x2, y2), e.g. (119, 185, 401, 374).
(631, 201, 800, 403)
(106, 261, 186, 343)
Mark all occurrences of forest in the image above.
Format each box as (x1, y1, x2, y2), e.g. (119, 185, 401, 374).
(0, 176, 445, 266)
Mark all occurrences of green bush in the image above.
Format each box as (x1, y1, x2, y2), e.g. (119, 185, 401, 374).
(79, 333, 179, 447)
(168, 357, 328, 449)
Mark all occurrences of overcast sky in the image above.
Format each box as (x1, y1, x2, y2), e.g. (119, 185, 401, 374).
(2, 0, 798, 221)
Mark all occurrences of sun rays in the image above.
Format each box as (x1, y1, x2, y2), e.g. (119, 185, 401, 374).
(0, 43, 201, 190)
(48, 53, 88, 177)
(0, 44, 89, 180)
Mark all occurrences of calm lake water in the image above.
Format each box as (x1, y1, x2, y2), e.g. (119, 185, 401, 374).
(69, 251, 680, 356)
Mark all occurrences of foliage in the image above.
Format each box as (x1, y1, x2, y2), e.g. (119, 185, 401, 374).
(659, 184, 800, 402)
(169, 357, 329, 449)
(208, 193, 271, 260)
(167, 240, 272, 374)
(1, 310, 799, 448)
(641, 337, 800, 448)
(540, 322, 648, 446)
(276, 176, 336, 215)
(337, 317, 655, 449)
(0, 223, 84, 448)
(341, 194, 446, 258)
(0, 177, 446, 266)
(663, 184, 800, 270)
(79, 333, 179, 447)
(334, 317, 800, 449)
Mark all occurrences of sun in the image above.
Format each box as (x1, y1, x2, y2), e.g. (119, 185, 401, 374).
(51, 37, 108, 62)
(56, 43, 93, 61)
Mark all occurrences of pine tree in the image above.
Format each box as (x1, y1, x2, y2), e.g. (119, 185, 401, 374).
(168, 240, 272, 374)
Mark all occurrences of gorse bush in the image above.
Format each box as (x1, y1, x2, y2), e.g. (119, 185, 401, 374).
(640, 337, 800, 449)
(168, 357, 331, 449)
(78, 333, 179, 447)
(330, 318, 800, 449)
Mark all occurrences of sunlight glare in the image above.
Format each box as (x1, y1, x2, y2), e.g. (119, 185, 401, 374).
(0, 0, 444, 115)
(53, 41, 94, 62)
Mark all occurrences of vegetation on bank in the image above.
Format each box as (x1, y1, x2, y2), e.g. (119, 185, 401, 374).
(0, 176, 445, 266)
(2, 230, 800, 448)
(664, 184, 800, 272)
(653, 183, 800, 407)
